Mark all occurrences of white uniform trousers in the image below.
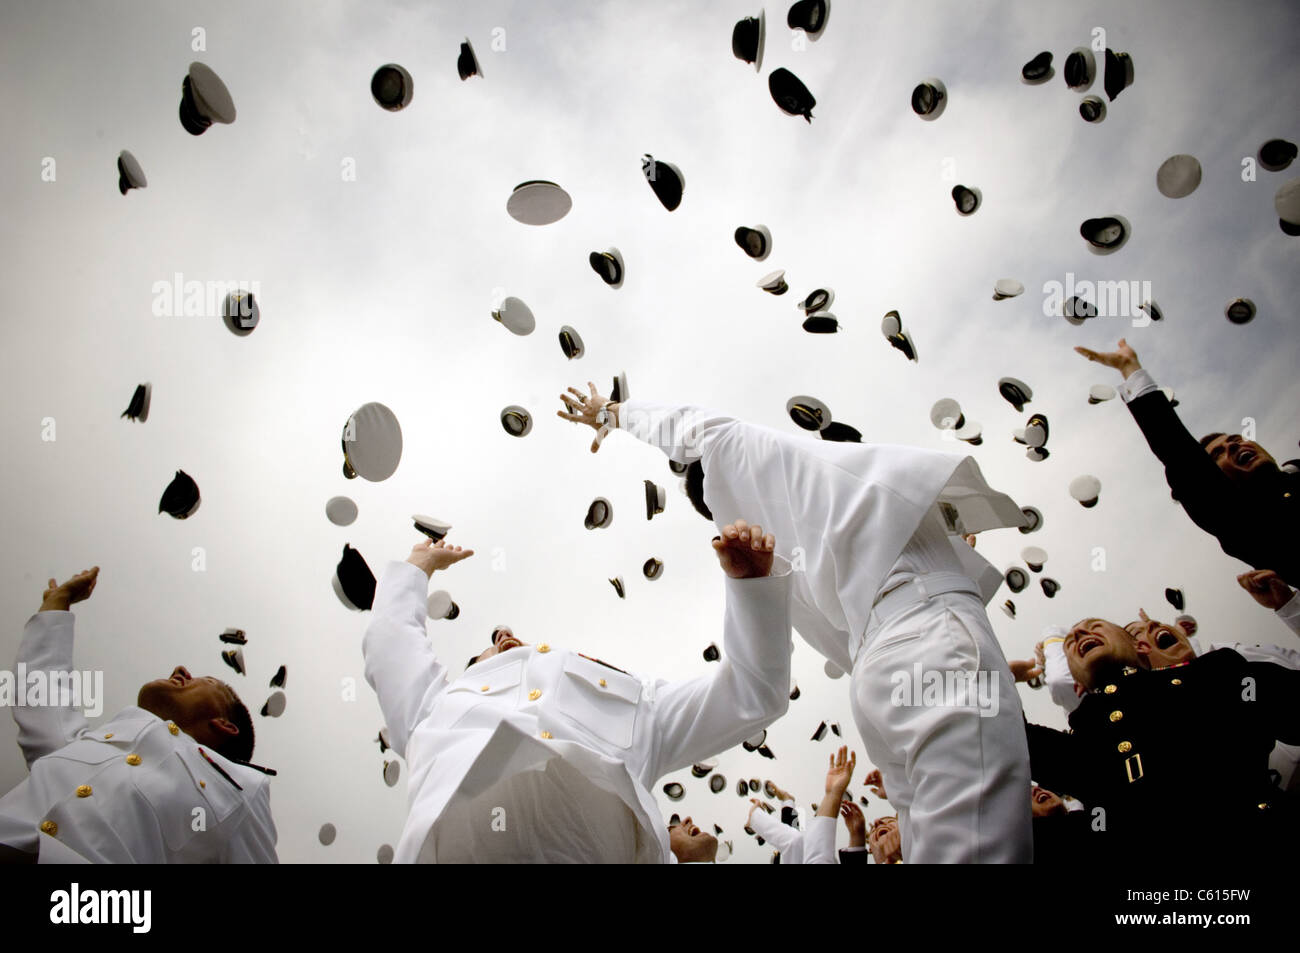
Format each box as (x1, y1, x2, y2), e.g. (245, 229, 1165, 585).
(849, 577, 1032, 863)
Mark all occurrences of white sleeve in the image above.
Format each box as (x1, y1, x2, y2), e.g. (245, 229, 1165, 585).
(802, 816, 839, 864)
(616, 399, 740, 465)
(749, 808, 804, 856)
(1117, 367, 1160, 403)
(648, 563, 792, 778)
(362, 562, 452, 759)
(13, 612, 91, 769)
(1042, 627, 1082, 714)
(1275, 592, 1300, 638)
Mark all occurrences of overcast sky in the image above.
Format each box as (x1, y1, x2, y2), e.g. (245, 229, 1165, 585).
(1, 0, 1297, 864)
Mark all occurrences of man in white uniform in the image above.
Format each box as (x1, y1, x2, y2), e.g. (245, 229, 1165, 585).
(557, 385, 1033, 863)
(0, 568, 278, 863)
(362, 522, 792, 863)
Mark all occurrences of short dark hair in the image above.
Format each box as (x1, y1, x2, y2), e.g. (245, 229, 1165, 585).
(1199, 432, 1226, 450)
(218, 698, 255, 763)
(685, 461, 713, 521)
(467, 655, 479, 669)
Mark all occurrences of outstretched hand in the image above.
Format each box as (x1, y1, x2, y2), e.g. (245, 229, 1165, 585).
(41, 567, 99, 611)
(556, 381, 613, 453)
(407, 539, 474, 579)
(1074, 338, 1141, 379)
(711, 519, 775, 579)
(1009, 658, 1044, 683)
(824, 745, 856, 797)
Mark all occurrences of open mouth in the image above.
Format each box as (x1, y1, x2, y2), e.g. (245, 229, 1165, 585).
(1236, 447, 1256, 466)
(1155, 630, 1178, 650)
(494, 633, 522, 653)
(1077, 634, 1104, 658)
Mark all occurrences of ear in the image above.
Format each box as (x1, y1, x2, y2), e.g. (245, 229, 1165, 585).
(208, 716, 239, 738)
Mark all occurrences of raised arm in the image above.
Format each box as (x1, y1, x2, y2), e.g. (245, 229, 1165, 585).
(805, 746, 855, 864)
(557, 382, 738, 463)
(362, 540, 473, 759)
(14, 569, 99, 767)
(647, 520, 792, 777)
(747, 801, 804, 856)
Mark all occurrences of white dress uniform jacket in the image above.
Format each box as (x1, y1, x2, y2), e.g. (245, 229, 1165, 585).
(0, 611, 277, 863)
(363, 560, 793, 863)
(614, 401, 1023, 672)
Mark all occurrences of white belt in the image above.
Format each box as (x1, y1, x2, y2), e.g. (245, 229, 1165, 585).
(849, 572, 981, 668)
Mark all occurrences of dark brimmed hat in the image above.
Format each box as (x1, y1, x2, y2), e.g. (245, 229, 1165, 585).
(820, 421, 862, 442)
(1165, 587, 1185, 611)
(585, 497, 613, 529)
(769, 68, 816, 122)
(1080, 215, 1130, 254)
(1021, 52, 1053, 84)
(731, 12, 765, 70)
(1259, 139, 1298, 172)
(159, 469, 201, 519)
(787, 0, 830, 38)
(457, 39, 483, 81)
(222, 291, 259, 335)
(427, 590, 459, 620)
(334, 544, 377, 611)
(221, 647, 245, 676)
(1018, 506, 1042, 534)
(609, 576, 626, 599)
(1103, 49, 1134, 101)
(735, 225, 772, 261)
(122, 383, 151, 422)
(642, 155, 684, 211)
(911, 78, 947, 119)
(589, 248, 624, 288)
(999, 377, 1032, 411)
(1063, 47, 1096, 91)
(802, 313, 839, 333)
(559, 325, 585, 359)
(370, 64, 413, 112)
(643, 557, 664, 580)
(1021, 546, 1047, 573)
(1079, 95, 1106, 123)
(645, 480, 667, 520)
(1225, 298, 1256, 325)
(787, 395, 832, 431)
(951, 185, 981, 215)
(1005, 568, 1028, 593)
(1040, 577, 1061, 598)
(500, 405, 533, 437)
(261, 690, 286, 718)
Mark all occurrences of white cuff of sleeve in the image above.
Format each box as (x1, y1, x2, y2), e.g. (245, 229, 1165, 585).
(1118, 367, 1159, 403)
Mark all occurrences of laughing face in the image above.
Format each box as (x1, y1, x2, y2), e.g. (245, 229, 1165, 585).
(1203, 434, 1277, 484)
(137, 666, 241, 743)
(1063, 618, 1141, 690)
(668, 816, 718, 863)
(1031, 785, 1067, 818)
(470, 626, 527, 666)
(1126, 616, 1196, 669)
(868, 815, 902, 864)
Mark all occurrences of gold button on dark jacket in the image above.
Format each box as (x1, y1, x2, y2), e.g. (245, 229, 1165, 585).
(1104, 684, 1117, 694)
(1109, 710, 1123, 723)
(1117, 741, 1132, 754)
